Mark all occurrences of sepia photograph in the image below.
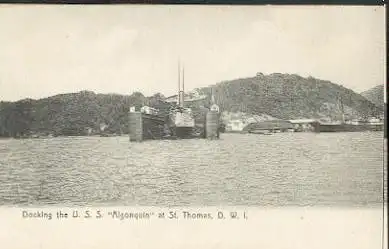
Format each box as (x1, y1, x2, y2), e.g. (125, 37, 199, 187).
(0, 4, 386, 249)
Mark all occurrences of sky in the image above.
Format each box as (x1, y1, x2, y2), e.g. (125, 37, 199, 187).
(0, 5, 386, 101)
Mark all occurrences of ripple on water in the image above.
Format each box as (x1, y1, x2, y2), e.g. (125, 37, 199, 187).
(0, 132, 385, 207)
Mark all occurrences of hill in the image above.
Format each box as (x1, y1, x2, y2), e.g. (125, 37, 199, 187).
(361, 84, 384, 108)
(0, 91, 148, 137)
(195, 73, 382, 121)
(0, 73, 383, 137)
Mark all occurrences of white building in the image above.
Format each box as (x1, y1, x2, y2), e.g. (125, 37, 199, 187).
(368, 117, 382, 124)
(141, 106, 159, 115)
(210, 104, 220, 113)
(288, 119, 318, 124)
(225, 120, 246, 132)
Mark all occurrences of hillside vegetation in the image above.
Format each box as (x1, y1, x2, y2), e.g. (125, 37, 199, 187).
(0, 91, 146, 137)
(361, 84, 384, 108)
(0, 73, 383, 137)
(196, 73, 382, 121)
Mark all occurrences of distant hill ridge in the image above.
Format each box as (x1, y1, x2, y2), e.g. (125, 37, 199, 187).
(196, 73, 382, 121)
(361, 84, 384, 108)
(0, 73, 383, 137)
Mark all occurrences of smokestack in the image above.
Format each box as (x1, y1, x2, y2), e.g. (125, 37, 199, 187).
(177, 60, 186, 108)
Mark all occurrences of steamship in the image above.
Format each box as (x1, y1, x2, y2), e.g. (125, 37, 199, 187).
(166, 62, 197, 138)
(130, 62, 209, 140)
(316, 98, 384, 132)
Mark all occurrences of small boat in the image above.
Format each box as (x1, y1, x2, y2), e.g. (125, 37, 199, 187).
(100, 133, 116, 137)
(249, 130, 273, 135)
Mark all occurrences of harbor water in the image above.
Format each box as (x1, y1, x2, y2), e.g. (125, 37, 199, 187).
(0, 132, 385, 207)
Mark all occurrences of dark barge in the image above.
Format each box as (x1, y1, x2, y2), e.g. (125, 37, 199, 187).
(315, 123, 384, 132)
(128, 110, 220, 142)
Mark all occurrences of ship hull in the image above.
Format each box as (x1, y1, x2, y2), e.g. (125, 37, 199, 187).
(171, 112, 195, 128)
(317, 123, 384, 132)
(135, 113, 199, 140)
(168, 110, 196, 138)
(172, 126, 195, 139)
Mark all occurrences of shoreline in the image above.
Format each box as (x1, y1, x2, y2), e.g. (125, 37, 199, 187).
(0, 130, 385, 140)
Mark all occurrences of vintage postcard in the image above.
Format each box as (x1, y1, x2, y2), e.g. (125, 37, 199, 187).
(0, 4, 386, 249)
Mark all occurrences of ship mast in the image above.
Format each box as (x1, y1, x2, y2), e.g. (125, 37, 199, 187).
(182, 66, 185, 98)
(211, 88, 215, 104)
(177, 60, 185, 108)
(182, 65, 185, 108)
(338, 96, 345, 123)
(178, 60, 181, 107)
